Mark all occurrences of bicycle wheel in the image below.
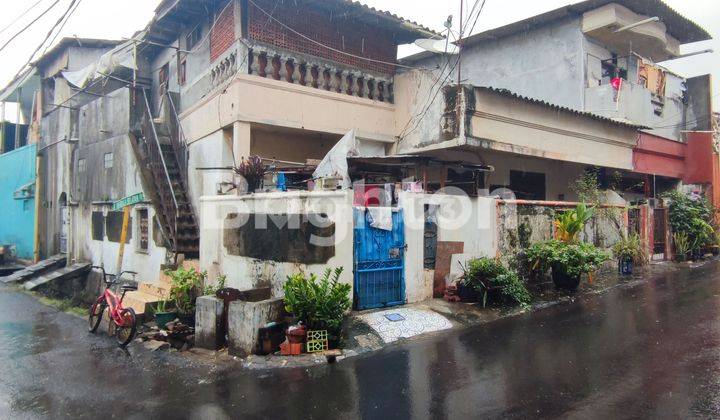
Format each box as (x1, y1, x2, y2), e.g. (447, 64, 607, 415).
(115, 308, 137, 347)
(88, 301, 106, 333)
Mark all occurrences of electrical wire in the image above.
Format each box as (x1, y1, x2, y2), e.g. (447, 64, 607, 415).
(0, 0, 47, 37)
(40, 0, 83, 58)
(398, 0, 488, 140)
(0, 0, 61, 54)
(4, 0, 80, 97)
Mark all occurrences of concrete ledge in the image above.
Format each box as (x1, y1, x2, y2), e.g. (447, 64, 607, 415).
(195, 296, 225, 350)
(228, 297, 285, 357)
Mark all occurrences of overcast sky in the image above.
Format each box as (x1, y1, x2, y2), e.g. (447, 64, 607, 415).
(0, 0, 717, 113)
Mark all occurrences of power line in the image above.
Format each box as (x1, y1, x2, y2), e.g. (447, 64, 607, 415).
(0, 0, 61, 55)
(40, 0, 83, 58)
(399, 0, 488, 140)
(0, 0, 47, 37)
(4, 0, 79, 93)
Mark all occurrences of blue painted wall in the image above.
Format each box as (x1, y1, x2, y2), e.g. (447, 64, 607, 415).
(0, 144, 36, 259)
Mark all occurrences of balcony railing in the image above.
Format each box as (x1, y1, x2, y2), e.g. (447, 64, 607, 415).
(246, 44, 394, 104)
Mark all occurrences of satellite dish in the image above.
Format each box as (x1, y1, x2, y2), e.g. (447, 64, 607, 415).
(415, 38, 459, 55)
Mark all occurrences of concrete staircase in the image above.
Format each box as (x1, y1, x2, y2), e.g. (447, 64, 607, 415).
(122, 259, 200, 318)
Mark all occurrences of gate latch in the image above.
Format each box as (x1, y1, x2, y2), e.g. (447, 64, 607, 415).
(389, 244, 407, 258)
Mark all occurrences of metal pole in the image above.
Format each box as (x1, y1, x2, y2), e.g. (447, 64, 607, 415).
(457, 0, 463, 85)
(0, 102, 5, 154)
(33, 153, 42, 262)
(115, 206, 131, 276)
(14, 89, 21, 149)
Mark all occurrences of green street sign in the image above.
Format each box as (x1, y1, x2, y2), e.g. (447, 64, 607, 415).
(112, 192, 145, 211)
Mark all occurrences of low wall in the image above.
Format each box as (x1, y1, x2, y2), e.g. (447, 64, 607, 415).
(398, 192, 497, 299)
(199, 191, 354, 297)
(496, 200, 627, 256)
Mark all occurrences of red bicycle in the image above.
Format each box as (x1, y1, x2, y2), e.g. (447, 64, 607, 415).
(88, 266, 139, 347)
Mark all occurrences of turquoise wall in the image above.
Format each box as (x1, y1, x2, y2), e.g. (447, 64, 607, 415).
(0, 144, 36, 259)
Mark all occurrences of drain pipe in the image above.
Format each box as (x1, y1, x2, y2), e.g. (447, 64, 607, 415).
(33, 152, 42, 263)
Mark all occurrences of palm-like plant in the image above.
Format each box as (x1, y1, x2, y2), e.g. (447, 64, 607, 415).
(555, 203, 595, 243)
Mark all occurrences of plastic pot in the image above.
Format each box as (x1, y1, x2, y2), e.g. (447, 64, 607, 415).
(618, 257, 633, 276)
(551, 264, 581, 291)
(155, 311, 177, 330)
(286, 325, 307, 344)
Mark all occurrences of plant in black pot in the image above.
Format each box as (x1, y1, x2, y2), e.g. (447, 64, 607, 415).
(612, 233, 646, 275)
(461, 257, 531, 308)
(528, 240, 609, 291)
(527, 204, 609, 292)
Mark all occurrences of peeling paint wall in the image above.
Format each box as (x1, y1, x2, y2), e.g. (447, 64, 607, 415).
(461, 17, 585, 111)
(70, 87, 167, 281)
(199, 191, 354, 296)
(497, 202, 626, 255)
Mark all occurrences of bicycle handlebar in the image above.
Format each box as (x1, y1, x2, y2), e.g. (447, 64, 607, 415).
(91, 267, 137, 285)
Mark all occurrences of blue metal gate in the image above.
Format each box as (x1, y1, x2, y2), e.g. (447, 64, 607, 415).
(353, 208, 405, 310)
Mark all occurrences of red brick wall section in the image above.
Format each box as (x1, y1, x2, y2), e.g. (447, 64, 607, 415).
(211, 2, 236, 62)
(247, 0, 398, 75)
(683, 132, 714, 185)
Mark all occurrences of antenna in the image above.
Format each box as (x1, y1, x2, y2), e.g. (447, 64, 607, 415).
(414, 15, 459, 55)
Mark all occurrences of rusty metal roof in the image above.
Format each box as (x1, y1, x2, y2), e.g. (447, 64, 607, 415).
(336, 1, 441, 40)
(463, 0, 710, 47)
(475, 86, 648, 129)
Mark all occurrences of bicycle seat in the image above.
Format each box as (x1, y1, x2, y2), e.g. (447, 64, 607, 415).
(120, 283, 138, 292)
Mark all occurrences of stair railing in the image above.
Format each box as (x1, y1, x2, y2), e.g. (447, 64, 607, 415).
(165, 92, 189, 187)
(142, 89, 179, 252)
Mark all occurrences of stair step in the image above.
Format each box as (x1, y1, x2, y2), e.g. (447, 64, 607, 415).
(23, 263, 91, 290)
(1, 255, 66, 284)
(123, 290, 162, 315)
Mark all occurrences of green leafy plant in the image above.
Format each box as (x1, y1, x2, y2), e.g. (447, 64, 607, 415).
(673, 231, 690, 260)
(612, 233, 647, 266)
(155, 299, 170, 313)
(165, 267, 206, 315)
(203, 274, 227, 296)
(664, 190, 716, 254)
(528, 240, 609, 279)
(555, 203, 595, 243)
(283, 267, 351, 338)
(462, 257, 531, 307)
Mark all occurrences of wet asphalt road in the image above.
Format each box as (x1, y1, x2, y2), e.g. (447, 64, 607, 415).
(1, 262, 720, 420)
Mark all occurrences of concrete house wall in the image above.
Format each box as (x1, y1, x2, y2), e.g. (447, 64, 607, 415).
(0, 144, 36, 259)
(71, 88, 167, 279)
(460, 17, 586, 111)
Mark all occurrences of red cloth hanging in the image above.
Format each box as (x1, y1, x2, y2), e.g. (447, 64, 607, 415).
(611, 77, 623, 91)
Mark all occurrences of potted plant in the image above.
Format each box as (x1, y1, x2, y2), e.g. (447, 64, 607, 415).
(527, 204, 609, 291)
(165, 267, 206, 325)
(673, 232, 690, 262)
(529, 240, 609, 291)
(154, 298, 177, 330)
(612, 233, 645, 275)
(461, 257, 531, 307)
(283, 267, 351, 349)
(234, 155, 266, 193)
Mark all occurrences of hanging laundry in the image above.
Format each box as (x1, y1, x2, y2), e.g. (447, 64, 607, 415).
(637, 59, 666, 96)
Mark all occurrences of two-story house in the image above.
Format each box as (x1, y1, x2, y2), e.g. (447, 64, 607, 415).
(398, 0, 714, 203)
